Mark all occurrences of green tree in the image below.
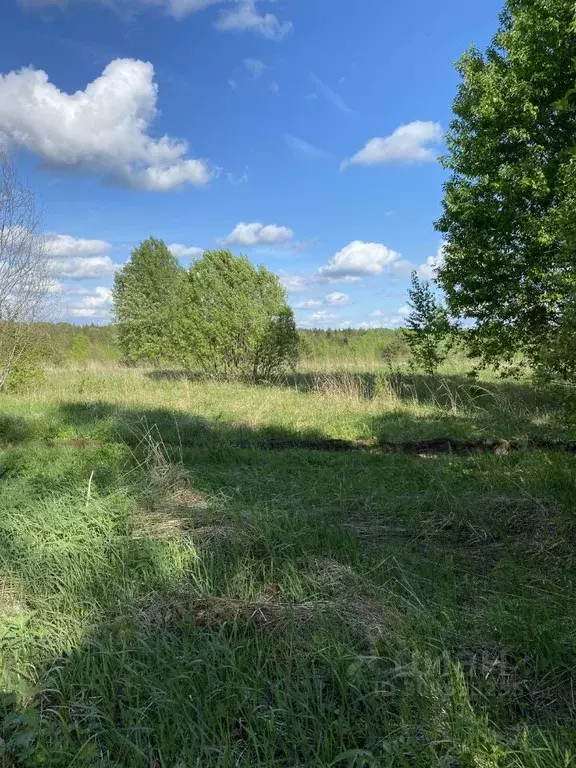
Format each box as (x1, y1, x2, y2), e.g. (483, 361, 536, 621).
(112, 238, 186, 364)
(179, 249, 299, 379)
(436, 0, 576, 373)
(403, 272, 451, 374)
(70, 333, 90, 364)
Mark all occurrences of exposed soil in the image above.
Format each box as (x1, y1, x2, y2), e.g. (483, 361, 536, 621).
(2, 435, 576, 456)
(235, 436, 576, 456)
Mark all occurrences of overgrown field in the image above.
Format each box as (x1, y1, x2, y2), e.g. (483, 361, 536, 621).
(0, 366, 575, 766)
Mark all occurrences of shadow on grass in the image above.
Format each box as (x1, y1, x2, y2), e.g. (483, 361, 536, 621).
(146, 367, 566, 421)
(0, 399, 575, 766)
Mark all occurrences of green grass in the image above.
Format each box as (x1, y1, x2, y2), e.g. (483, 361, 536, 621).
(0, 366, 575, 766)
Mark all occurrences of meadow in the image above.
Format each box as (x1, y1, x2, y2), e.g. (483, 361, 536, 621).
(0, 352, 575, 766)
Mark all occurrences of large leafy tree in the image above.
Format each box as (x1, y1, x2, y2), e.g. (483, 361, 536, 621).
(180, 249, 299, 378)
(113, 238, 185, 363)
(437, 0, 576, 373)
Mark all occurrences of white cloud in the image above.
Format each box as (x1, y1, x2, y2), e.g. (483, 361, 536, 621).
(68, 286, 113, 319)
(343, 121, 443, 168)
(294, 292, 350, 310)
(49, 234, 112, 260)
(22, 0, 221, 21)
(222, 221, 294, 247)
(21, 0, 295, 34)
(294, 298, 322, 309)
(0, 59, 214, 191)
(215, 0, 293, 41)
(51, 256, 117, 280)
(397, 303, 410, 316)
(359, 317, 404, 330)
(318, 240, 400, 280)
(418, 243, 446, 280)
(310, 73, 351, 114)
(164, 0, 222, 18)
(243, 58, 267, 78)
(270, 81, 280, 94)
(48, 234, 118, 280)
(168, 243, 203, 259)
(280, 273, 309, 293)
(324, 291, 349, 306)
(47, 280, 94, 296)
(311, 310, 338, 321)
(297, 308, 341, 329)
(283, 134, 332, 160)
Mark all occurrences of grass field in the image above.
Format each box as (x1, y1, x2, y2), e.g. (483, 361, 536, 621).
(1, 364, 575, 766)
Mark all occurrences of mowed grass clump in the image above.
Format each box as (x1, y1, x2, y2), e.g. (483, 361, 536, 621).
(0, 367, 575, 766)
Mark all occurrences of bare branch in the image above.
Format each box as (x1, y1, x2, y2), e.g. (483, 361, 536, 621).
(0, 150, 55, 390)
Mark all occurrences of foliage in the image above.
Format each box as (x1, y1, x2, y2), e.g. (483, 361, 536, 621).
(404, 272, 452, 374)
(299, 328, 411, 368)
(0, 326, 46, 393)
(69, 334, 90, 364)
(437, 0, 576, 375)
(112, 238, 186, 364)
(180, 249, 299, 379)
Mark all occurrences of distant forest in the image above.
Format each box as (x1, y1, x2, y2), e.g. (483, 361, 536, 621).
(38, 323, 412, 366)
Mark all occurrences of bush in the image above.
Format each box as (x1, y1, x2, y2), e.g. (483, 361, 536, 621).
(0, 330, 46, 393)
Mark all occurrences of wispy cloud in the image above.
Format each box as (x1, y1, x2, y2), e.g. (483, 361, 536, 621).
(216, 0, 293, 41)
(243, 58, 267, 79)
(309, 73, 352, 114)
(283, 134, 332, 160)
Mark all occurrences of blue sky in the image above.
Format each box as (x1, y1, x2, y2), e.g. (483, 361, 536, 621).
(0, 0, 503, 326)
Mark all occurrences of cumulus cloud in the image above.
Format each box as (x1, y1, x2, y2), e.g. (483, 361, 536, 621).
(343, 121, 443, 168)
(294, 298, 322, 309)
(222, 221, 294, 247)
(317, 240, 400, 281)
(418, 243, 445, 280)
(215, 0, 293, 41)
(324, 291, 349, 306)
(168, 243, 204, 259)
(0, 59, 214, 191)
(49, 234, 112, 260)
(280, 273, 309, 293)
(359, 317, 404, 329)
(293, 292, 349, 310)
(397, 303, 410, 316)
(311, 310, 338, 321)
(48, 234, 118, 279)
(68, 286, 113, 319)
